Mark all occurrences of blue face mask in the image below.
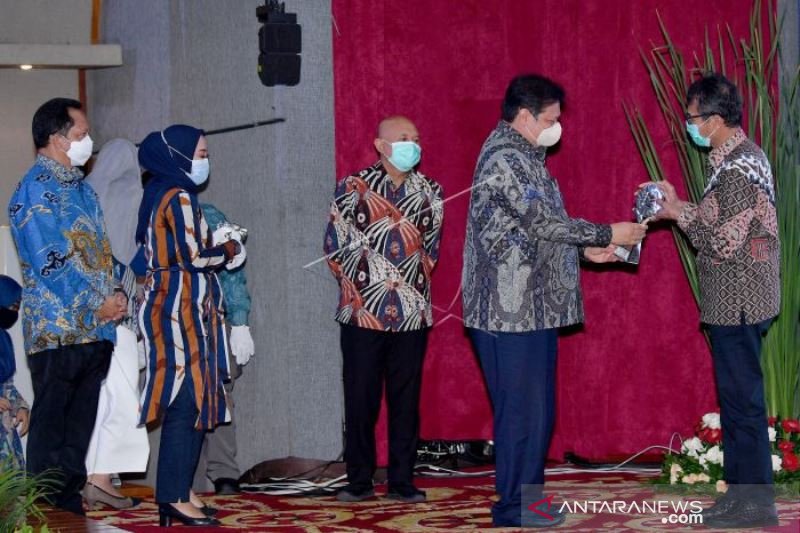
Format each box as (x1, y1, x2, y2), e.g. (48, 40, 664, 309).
(187, 158, 210, 185)
(686, 119, 711, 148)
(386, 141, 421, 172)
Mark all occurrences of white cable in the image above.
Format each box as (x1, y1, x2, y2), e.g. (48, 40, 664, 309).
(241, 474, 348, 495)
(418, 439, 682, 478)
(415, 464, 496, 477)
(546, 467, 662, 474)
(669, 432, 684, 455)
(241, 439, 683, 493)
(567, 444, 678, 472)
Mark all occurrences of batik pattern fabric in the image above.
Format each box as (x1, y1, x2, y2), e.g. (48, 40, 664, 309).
(0, 379, 28, 470)
(462, 121, 612, 332)
(324, 162, 443, 332)
(139, 188, 231, 430)
(8, 155, 116, 355)
(678, 129, 780, 325)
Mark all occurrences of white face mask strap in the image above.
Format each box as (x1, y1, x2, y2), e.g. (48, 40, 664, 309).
(160, 130, 192, 162)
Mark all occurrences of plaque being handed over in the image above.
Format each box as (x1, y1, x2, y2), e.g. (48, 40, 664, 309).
(613, 183, 663, 264)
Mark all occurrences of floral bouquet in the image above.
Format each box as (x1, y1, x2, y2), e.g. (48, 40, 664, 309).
(658, 412, 800, 495)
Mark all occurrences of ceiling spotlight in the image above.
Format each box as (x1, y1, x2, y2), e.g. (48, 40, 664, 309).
(19, 64, 33, 70)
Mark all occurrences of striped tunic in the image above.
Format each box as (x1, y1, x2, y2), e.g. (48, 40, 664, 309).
(139, 187, 231, 430)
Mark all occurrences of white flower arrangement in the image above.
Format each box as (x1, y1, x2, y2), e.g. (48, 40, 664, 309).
(680, 436, 705, 458)
(772, 454, 783, 473)
(661, 412, 800, 493)
(699, 445, 723, 467)
(701, 412, 721, 430)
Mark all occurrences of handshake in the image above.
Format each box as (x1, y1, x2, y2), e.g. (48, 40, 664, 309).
(213, 221, 248, 270)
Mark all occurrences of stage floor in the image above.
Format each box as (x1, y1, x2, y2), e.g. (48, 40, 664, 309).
(65, 470, 800, 531)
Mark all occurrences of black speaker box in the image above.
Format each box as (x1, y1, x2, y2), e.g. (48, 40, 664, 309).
(258, 53, 301, 86)
(259, 23, 301, 54)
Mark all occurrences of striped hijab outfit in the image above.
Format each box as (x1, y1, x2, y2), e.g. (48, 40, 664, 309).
(139, 187, 230, 430)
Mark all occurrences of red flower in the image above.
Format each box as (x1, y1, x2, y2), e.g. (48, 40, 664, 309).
(768, 417, 778, 426)
(782, 451, 800, 472)
(698, 427, 722, 445)
(778, 440, 796, 452)
(782, 419, 800, 433)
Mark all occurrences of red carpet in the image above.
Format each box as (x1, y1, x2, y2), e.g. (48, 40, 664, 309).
(87, 472, 800, 531)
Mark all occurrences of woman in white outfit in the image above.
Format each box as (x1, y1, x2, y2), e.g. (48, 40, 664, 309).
(83, 139, 150, 509)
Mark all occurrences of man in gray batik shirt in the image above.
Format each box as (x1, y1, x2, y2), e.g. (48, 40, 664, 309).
(462, 74, 646, 528)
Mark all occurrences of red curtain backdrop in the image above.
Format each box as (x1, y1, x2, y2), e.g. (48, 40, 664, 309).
(331, 0, 762, 462)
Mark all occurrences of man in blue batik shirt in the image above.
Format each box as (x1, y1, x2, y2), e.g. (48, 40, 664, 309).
(8, 98, 127, 515)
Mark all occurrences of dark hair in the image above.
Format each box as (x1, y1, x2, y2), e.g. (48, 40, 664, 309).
(686, 73, 742, 127)
(32, 98, 83, 149)
(501, 74, 565, 122)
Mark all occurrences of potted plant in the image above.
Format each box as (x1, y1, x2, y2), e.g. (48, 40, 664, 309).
(0, 461, 55, 533)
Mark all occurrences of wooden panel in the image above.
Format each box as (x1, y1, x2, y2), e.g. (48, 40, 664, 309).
(31, 507, 129, 532)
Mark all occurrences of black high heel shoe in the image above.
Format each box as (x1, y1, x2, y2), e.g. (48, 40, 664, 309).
(201, 505, 218, 516)
(158, 503, 220, 527)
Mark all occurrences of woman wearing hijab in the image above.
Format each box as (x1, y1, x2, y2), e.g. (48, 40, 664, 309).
(82, 139, 149, 509)
(136, 125, 242, 527)
(0, 275, 30, 471)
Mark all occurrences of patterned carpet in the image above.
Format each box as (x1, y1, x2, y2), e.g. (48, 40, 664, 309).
(87, 472, 800, 532)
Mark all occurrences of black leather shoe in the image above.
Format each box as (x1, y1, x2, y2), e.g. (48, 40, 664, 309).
(158, 503, 220, 527)
(336, 484, 376, 502)
(213, 477, 241, 495)
(700, 494, 740, 520)
(386, 486, 426, 503)
(704, 501, 778, 529)
(522, 502, 567, 528)
(494, 506, 567, 528)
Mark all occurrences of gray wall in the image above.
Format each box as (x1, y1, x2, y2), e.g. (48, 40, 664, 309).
(779, 0, 800, 85)
(88, 0, 341, 482)
(0, 0, 91, 224)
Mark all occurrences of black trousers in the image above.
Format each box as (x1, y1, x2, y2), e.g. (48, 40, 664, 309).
(26, 341, 113, 515)
(157, 380, 205, 503)
(340, 324, 428, 490)
(708, 316, 774, 505)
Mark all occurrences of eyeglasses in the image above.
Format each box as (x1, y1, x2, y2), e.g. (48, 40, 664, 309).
(684, 112, 712, 121)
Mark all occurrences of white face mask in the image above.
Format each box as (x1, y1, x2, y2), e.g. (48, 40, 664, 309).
(187, 158, 210, 185)
(64, 134, 94, 166)
(524, 112, 563, 148)
(536, 122, 562, 147)
(160, 130, 209, 185)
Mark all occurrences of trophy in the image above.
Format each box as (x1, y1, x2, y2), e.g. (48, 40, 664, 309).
(613, 183, 663, 264)
(634, 183, 665, 222)
(213, 221, 248, 244)
(211, 221, 248, 271)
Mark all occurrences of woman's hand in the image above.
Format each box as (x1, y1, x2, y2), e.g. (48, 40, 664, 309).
(0, 397, 10, 412)
(222, 240, 240, 260)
